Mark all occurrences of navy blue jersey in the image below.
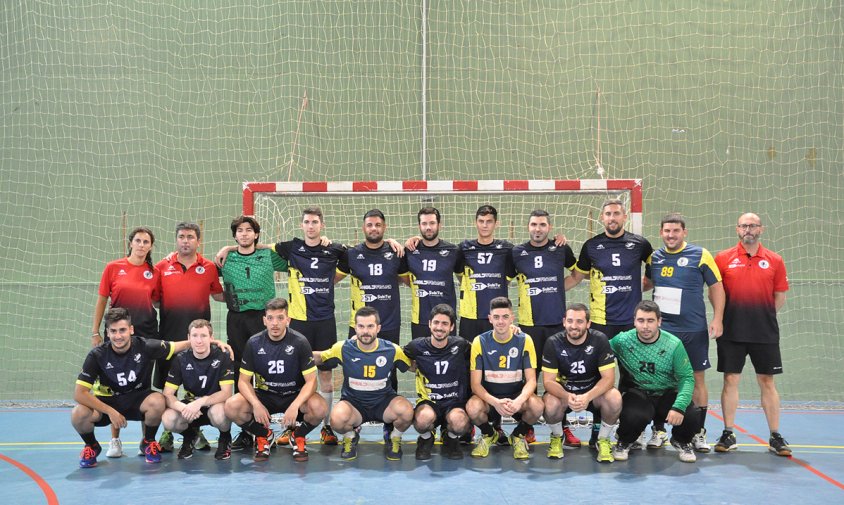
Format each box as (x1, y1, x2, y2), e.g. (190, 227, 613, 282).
(404, 336, 471, 406)
(541, 329, 615, 393)
(77, 337, 173, 396)
(337, 242, 409, 331)
(403, 240, 463, 325)
(574, 232, 653, 326)
(320, 338, 411, 408)
(273, 238, 346, 322)
(240, 329, 316, 397)
(458, 239, 516, 320)
(470, 330, 537, 397)
(165, 346, 235, 401)
(512, 241, 576, 326)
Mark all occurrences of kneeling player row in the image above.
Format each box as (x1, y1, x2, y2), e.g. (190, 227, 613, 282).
(73, 297, 708, 468)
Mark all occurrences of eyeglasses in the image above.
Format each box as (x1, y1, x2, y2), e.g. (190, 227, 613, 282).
(737, 224, 761, 230)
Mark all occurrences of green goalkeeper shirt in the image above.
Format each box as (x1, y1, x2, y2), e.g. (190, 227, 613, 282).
(609, 328, 695, 413)
(220, 249, 287, 312)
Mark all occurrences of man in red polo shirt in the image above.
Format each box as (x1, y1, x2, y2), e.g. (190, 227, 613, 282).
(713, 213, 791, 456)
(155, 222, 225, 451)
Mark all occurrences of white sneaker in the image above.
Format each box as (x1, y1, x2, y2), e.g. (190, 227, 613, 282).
(106, 438, 123, 458)
(693, 429, 711, 453)
(647, 430, 668, 449)
(630, 431, 647, 449)
(612, 441, 631, 461)
(671, 437, 697, 463)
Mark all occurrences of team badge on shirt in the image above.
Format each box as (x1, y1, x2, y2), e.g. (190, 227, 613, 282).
(376, 356, 387, 367)
(143, 271, 153, 279)
(196, 266, 206, 274)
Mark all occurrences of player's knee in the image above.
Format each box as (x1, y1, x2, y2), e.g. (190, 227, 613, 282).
(143, 392, 166, 414)
(723, 373, 741, 387)
(446, 410, 470, 434)
(161, 409, 179, 431)
(307, 393, 329, 420)
(413, 405, 436, 428)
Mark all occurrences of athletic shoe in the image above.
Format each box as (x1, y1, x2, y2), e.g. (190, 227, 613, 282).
(291, 436, 309, 462)
(693, 428, 711, 453)
(231, 431, 253, 452)
(494, 425, 510, 446)
(137, 438, 150, 456)
(443, 434, 463, 460)
(613, 441, 631, 461)
(562, 426, 581, 448)
(340, 431, 360, 460)
(415, 435, 434, 461)
(630, 431, 647, 450)
(79, 444, 101, 468)
(459, 426, 475, 445)
(511, 435, 530, 460)
(383, 422, 394, 444)
(588, 426, 599, 450)
(547, 434, 564, 459)
(106, 438, 123, 458)
(253, 430, 274, 462)
(386, 436, 403, 460)
(647, 430, 668, 449)
(525, 426, 536, 444)
(670, 437, 697, 463)
(714, 430, 737, 453)
(195, 429, 210, 451)
(158, 431, 174, 453)
(769, 432, 792, 457)
(277, 428, 293, 447)
(321, 425, 339, 446)
(177, 439, 194, 460)
(471, 431, 499, 458)
(596, 438, 614, 463)
(215, 432, 232, 461)
(144, 440, 163, 464)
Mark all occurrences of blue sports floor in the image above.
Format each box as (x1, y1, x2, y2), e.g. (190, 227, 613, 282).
(1, 406, 842, 505)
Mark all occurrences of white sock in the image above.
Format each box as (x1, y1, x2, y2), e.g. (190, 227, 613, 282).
(549, 422, 563, 436)
(319, 391, 333, 424)
(419, 431, 432, 439)
(599, 421, 618, 440)
(391, 428, 404, 439)
(447, 431, 459, 439)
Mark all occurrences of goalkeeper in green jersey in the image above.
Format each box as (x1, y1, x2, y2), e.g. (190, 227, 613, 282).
(609, 300, 701, 463)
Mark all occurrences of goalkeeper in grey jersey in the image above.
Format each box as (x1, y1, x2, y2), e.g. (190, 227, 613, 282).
(609, 300, 701, 463)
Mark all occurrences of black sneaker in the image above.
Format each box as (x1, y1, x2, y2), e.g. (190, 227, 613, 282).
(443, 434, 463, 460)
(588, 424, 600, 450)
(231, 431, 253, 452)
(459, 426, 475, 445)
(714, 430, 737, 453)
(215, 432, 232, 460)
(340, 430, 360, 461)
(177, 439, 195, 459)
(769, 432, 792, 457)
(495, 426, 510, 446)
(415, 435, 434, 461)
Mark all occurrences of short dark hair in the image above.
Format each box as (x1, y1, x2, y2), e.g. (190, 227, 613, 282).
(188, 319, 213, 336)
(417, 206, 441, 224)
(489, 296, 513, 312)
(601, 199, 627, 213)
(565, 303, 591, 322)
(635, 300, 662, 319)
(429, 304, 457, 327)
(302, 206, 324, 222)
(529, 209, 550, 221)
(363, 209, 386, 222)
(230, 215, 261, 242)
(355, 306, 381, 325)
(265, 298, 289, 312)
(104, 307, 132, 329)
(175, 221, 201, 240)
(476, 205, 498, 220)
(660, 213, 686, 230)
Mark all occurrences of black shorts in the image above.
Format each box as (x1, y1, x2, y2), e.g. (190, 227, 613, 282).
(717, 339, 783, 375)
(458, 317, 492, 342)
(415, 399, 467, 426)
(342, 393, 399, 424)
(290, 318, 337, 370)
(411, 321, 457, 341)
(673, 330, 711, 372)
(226, 310, 266, 363)
(347, 326, 401, 345)
(518, 324, 563, 363)
(255, 390, 305, 420)
(93, 389, 158, 427)
(589, 323, 633, 340)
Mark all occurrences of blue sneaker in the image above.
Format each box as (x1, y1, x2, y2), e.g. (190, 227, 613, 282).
(79, 444, 101, 468)
(144, 440, 163, 464)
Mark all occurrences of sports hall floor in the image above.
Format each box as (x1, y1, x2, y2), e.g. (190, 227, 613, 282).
(2, 405, 842, 505)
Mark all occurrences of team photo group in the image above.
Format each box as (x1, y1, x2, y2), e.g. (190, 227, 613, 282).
(72, 200, 790, 469)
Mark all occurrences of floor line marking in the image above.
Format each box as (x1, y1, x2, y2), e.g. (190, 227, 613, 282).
(0, 452, 59, 505)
